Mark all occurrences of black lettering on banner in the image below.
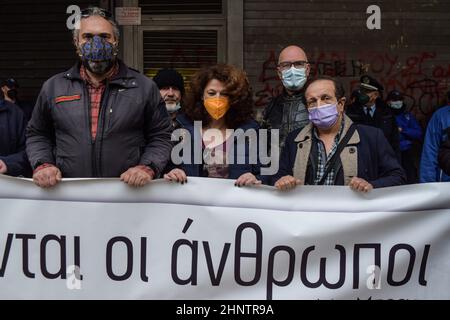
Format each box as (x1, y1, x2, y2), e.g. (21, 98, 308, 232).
(40, 235, 67, 279)
(16, 234, 36, 279)
(203, 241, 231, 286)
(419, 245, 431, 286)
(387, 244, 415, 286)
(234, 223, 263, 286)
(171, 219, 198, 285)
(0, 233, 14, 277)
(300, 245, 346, 289)
(106, 236, 133, 281)
(73, 236, 83, 280)
(353, 243, 381, 289)
(140, 237, 149, 282)
(267, 245, 295, 300)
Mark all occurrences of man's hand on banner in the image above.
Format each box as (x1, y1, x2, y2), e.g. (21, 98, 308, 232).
(120, 165, 155, 187)
(33, 165, 62, 188)
(349, 177, 373, 193)
(164, 168, 188, 184)
(235, 173, 262, 187)
(275, 175, 301, 191)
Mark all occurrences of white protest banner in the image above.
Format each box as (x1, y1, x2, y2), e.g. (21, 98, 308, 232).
(0, 175, 449, 300)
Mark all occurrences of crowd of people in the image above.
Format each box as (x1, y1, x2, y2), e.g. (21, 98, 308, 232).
(1, 7, 449, 193)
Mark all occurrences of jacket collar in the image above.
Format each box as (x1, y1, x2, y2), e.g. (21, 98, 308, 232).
(63, 59, 138, 89)
(294, 114, 359, 144)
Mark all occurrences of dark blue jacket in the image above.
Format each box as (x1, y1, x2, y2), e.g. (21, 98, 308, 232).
(346, 100, 401, 160)
(0, 99, 31, 176)
(273, 117, 406, 188)
(173, 113, 261, 180)
(395, 112, 422, 152)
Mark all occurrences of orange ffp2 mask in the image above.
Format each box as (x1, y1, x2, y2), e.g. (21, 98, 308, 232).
(204, 96, 230, 120)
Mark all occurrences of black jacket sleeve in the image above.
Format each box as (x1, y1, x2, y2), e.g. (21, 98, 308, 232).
(25, 83, 56, 169)
(370, 128, 406, 188)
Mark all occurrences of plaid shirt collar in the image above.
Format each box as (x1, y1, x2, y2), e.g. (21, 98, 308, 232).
(312, 117, 345, 185)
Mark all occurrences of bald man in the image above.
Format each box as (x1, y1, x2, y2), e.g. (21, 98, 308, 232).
(262, 45, 311, 151)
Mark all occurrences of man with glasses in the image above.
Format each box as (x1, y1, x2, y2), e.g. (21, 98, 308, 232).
(346, 75, 401, 160)
(262, 45, 311, 150)
(26, 7, 173, 188)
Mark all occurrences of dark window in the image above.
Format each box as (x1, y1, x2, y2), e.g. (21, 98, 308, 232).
(139, 0, 223, 15)
(143, 30, 218, 87)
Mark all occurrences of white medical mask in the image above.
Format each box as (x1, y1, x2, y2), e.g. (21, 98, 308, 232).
(166, 102, 181, 113)
(389, 101, 403, 110)
(281, 67, 307, 91)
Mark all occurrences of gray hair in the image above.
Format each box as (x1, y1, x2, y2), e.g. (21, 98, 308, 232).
(72, 7, 120, 43)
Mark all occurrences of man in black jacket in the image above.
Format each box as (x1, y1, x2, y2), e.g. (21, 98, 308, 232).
(26, 7, 172, 188)
(0, 98, 30, 177)
(346, 75, 401, 160)
(261, 45, 311, 150)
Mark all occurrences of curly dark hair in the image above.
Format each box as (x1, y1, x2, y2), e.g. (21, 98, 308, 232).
(183, 64, 254, 128)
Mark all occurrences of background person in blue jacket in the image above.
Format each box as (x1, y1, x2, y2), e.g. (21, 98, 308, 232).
(0, 98, 31, 177)
(386, 90, 422, 184)
(273, 76, 406, 192)
(164, 64, 263, 187)
(420, 91, 450, 183)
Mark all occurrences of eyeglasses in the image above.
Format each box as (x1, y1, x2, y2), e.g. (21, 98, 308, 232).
(80, 7, 113, 19)
(278, 60, 309, 71)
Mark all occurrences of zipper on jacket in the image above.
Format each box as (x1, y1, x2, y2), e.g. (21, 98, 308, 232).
(96, 85, 111, 177)
(83, 85, 98, 178)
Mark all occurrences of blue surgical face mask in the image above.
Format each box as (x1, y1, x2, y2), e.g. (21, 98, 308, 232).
(281, 67, 307, 91)
(79, 35, 117, 75)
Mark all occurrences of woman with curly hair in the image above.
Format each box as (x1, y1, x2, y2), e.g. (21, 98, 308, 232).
(164, 64, 262, 186)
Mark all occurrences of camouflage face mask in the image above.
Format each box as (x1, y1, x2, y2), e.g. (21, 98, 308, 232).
(80, 35, 117, 75)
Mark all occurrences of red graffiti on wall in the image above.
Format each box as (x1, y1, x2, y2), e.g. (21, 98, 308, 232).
(255, 50, 450, 123)
(254, 50, 284, 107)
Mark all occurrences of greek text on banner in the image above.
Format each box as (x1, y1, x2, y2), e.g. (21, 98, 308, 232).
(0, 175, 449, 299)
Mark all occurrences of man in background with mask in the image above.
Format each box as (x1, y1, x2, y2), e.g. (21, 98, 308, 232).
(346, 75, 401, 160)
(273, 76, 405, 191)
(262, 45, 310, 150)
(153, 68, 184, 128)
(386, 90, 422, 184)
(1, 79, 19, 105)
(1, 78, 34, 122)
(26, 7, 172, 188)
